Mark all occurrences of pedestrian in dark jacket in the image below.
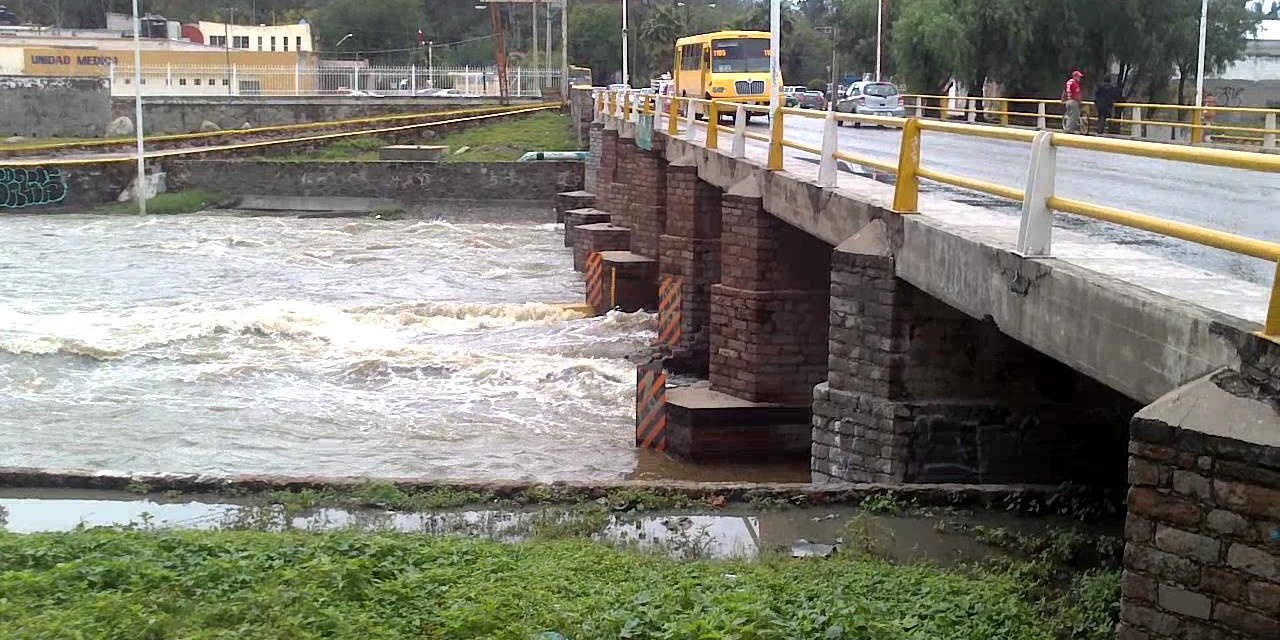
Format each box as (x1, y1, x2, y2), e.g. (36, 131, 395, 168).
(1095, 75, 1122, 135)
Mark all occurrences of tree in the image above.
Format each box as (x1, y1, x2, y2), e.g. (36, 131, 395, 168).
(569, 3, 622, 84)
(638, 5, 689, 79)
(310, 0, 421, 59)
(889, 0, 967, 93)
(831, 0, 900, 81)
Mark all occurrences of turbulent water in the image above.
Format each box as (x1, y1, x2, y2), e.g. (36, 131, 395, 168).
(0, 206, 660, 481)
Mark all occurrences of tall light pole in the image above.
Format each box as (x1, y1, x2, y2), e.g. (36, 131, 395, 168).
(130, 0, 146, 215)
(560, 0, 568, 97)
(875, 0, 883, 81)
(621, 0, 629, 86)
(1194, 0, 1209, 111)
(769, 0, 780, 112)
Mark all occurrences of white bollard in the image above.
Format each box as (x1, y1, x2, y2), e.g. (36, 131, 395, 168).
(1016, 131, 1057, 257)
(731, 104, 747, 159)
(684, 102, 697, 142)
(1265, 113, 1277, 150)
(915, 96, 924, 118)
(1131, 107, 1143, 139)
(1036, 102, 1047, 130)
(818, 110, 838, 188)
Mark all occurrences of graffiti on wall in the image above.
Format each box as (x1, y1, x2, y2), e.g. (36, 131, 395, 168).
(1, 167, 69, 209)
(1216, 86, 1246, 108)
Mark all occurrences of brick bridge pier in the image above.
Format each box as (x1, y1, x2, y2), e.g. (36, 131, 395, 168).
(558, 109, 1279, 639)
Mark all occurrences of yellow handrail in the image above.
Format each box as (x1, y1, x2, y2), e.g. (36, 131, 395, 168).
(606, 90, 1280, 337)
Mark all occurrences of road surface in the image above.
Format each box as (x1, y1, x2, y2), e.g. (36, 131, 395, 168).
(748, 114, 1278, 286)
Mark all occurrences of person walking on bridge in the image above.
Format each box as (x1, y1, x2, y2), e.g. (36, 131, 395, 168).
(1062, 70, 1085, 134)
(1094, 75, 1122, 135)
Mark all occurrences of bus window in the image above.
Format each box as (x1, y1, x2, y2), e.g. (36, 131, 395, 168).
(711, 39, 770, 74)
(680, 44, 702, 71)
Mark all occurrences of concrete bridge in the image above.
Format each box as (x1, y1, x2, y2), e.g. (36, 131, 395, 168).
(560, 90, 1280, 640)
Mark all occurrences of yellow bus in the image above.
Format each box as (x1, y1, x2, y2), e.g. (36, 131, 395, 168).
(673, 30, 778, 115)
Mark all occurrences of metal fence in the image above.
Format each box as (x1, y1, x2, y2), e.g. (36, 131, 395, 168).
(109, 64, 562, 98)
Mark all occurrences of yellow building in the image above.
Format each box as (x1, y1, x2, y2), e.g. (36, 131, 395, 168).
(0, 37, 316, 95)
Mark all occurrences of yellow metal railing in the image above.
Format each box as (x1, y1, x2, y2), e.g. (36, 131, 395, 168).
(594, 89, 1280, 340)
(902, 93, 1280, 148)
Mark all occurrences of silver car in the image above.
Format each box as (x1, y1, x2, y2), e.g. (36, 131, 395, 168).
(836, 81, 906, 126)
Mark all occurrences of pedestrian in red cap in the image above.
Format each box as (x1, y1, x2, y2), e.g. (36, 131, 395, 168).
(1063, 70, 1085, 134)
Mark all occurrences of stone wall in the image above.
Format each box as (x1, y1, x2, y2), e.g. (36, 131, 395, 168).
(585, 125, 602, 193)
(1120, 404, 1280, 639)
(569, 87, 596, 148)
(167, 160, 583, 202)
(112, 96, 542, 135)
(0, 76, 110, 138)
(0, 161, 135, 211)
(813, 221, 1137, 485)
(709, 193, 831, 405)
(611, 136, 666, 260)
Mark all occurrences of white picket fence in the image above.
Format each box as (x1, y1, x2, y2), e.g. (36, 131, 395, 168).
(109, 64, 562, 98)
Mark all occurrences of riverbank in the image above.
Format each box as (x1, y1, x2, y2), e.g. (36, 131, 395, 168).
(0, 487, 1121, 639)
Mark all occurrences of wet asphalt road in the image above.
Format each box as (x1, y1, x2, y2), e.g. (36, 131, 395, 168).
(768, 115, 1279, 285)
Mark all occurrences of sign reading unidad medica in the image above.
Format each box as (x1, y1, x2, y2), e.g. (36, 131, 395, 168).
(637, 114, 654, 151)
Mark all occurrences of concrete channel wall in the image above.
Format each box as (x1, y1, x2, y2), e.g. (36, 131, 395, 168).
(113, 96, 545, 135)
(166, 160, 583, 203)
(0, 76, 111, 138)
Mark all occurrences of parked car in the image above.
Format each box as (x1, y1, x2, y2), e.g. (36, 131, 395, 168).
(797, 90, 827, 110)
(835, 81, 906, 125)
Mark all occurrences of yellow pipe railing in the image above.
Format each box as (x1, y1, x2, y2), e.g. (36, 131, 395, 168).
(602, 90, 1280, 338)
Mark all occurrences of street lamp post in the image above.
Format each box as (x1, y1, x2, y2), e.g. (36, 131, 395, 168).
(130, 0, 146, 215)
(769, 0, 780, 112)
(1194, 0, 1209, 113)
(621, 0, 629, 86)
(875, 0, 883, 81)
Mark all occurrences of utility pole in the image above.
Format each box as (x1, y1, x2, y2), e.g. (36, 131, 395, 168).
(532, 0, 538, 86)
(224, 9, 234, 96)
(561, 0, 568, 97)
(130, 0, 146, 215)
(769, 0, 779, 111)
(1194, 0, 1209, 112)
(621, 0, 629, 86)
(875, 0, 883, 81)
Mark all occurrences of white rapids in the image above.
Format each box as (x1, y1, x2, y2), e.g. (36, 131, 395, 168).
(0, 208, 656, 481)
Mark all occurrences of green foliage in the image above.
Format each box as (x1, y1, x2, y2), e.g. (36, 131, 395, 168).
(92, 190, 224, 216)
(1052, 570, 1122, 640)
(858, 491, 915, 515)
(312, 0, 423, 60)
(0, 529, 1056, 639)
(436, 111, 579, 161)
(570, 4, 623, 85)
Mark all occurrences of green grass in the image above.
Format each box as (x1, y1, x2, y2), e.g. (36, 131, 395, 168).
(92, 189, 223, 215)
(275, 136, 390, 162)
(436, 110, 579, 162)
(0, 529, 1057, 640)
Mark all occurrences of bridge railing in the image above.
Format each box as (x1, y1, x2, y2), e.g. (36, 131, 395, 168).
(901, 94, 1280, 150)
(594, 89, 1280, 341)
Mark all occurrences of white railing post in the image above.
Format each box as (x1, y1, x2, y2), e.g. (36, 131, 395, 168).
(231, 64, 238, 93)
(295, 63, 301, 96)
(1017, 131, 1057, 256)
(915, 96, 924, 118)
(966, 98, 977, 123)
(411, 64, 417, 95)
(818, 109, 838, 187)
(731, 105, 747, 158)
(166, 63, 172, 88)
(1131, 107, 1143, 139)
(1036, 102, 1047, 130)
(1265, 113, 1276, 150)
(684, 101, 697, 141)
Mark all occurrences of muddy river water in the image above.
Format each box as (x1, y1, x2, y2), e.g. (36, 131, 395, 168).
(0, 204, 731, 481)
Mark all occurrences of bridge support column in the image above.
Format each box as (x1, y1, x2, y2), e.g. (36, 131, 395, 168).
(596, 128, 620, 217)
(1118, 365, 1280, 640)
(585, 123, 603, 193)
(613, 136, 667, 260)
(709, 186, 831, 404)
(813, 220, 1135, 484)
(658, 162, 722, 374)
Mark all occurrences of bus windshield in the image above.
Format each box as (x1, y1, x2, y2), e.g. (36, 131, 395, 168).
(711, 38, 770, 73)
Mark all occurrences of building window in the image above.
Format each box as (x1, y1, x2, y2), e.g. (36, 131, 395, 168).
(194, 79, 201, 85)
(233, 36, 249, 49)
(283, 38, 289, 51)
(270, 36, 276, 51)
(296, 36, 302, 50)
(124, 78, 131, 84)
(222, 79, 229, 86)
(208, 78, 216, 86)
(210, 35, 226, 47)
(258, 36, 263, 51)
(179, 78, 187, 85)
